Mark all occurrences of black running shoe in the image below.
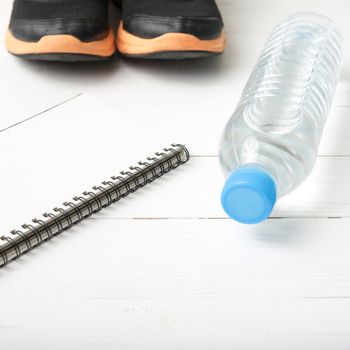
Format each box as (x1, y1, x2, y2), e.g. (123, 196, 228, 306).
(6, 0, 115, 62)
(116, 0, 226, 59)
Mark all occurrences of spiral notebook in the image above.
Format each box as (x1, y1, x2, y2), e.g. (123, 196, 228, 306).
(0, 94, 189, 267)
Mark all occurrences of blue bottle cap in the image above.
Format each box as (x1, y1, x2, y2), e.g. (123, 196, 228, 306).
(221, 166, 277, 224)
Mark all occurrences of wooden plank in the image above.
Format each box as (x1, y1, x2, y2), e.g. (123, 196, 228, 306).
(97, 156, 350, 219)
(0, 218, 349, 348)
(3, 218, 350, 299)
(0, 298, 349, 349)
(217, 0, 350, 34)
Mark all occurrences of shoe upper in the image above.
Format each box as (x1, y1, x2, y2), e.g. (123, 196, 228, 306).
(9, 0, 110, 42)
(121, 0, 224, 40)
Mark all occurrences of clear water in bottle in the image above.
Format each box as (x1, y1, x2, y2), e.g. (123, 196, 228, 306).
(220, 12, 342, 224)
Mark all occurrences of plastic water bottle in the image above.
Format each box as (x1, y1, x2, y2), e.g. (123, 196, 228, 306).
(220, 12, 342, 224)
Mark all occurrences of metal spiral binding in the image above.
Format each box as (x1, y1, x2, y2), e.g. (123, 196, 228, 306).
(0, 144, 190, 267)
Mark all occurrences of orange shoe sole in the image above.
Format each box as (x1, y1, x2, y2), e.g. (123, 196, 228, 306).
(116, 22, 226, 59)
(6, 28, 116, 61)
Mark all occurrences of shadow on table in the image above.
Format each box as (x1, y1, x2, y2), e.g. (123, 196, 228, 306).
(247, 218, 315, 245)
(13, 48, 231, 89)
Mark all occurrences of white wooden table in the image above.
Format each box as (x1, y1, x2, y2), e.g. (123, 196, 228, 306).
(1, 0, 350, 349)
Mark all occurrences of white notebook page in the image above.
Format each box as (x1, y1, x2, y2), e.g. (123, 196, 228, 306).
(0, 94, 181, 234)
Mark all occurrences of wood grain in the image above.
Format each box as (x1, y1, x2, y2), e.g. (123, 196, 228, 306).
(0, 219, 350, 349)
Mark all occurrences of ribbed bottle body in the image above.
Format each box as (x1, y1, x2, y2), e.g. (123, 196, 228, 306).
(220, 12, 342, 197)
